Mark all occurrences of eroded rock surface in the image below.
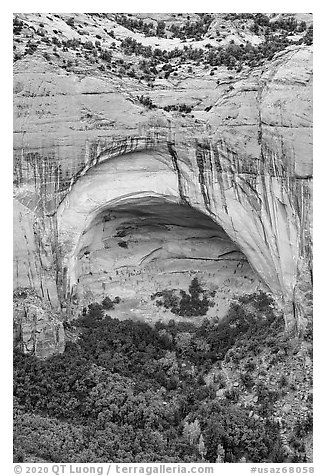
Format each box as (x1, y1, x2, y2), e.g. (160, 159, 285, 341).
(71, 198, 263, 322)
(13, 14, 313, 344)
(13, 289, 65, 358)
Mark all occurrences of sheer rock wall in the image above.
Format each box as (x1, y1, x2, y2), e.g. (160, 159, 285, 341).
(13, 45, 313, 343)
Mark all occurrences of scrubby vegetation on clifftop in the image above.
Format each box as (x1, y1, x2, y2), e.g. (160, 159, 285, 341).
(13, 13, 312, 82)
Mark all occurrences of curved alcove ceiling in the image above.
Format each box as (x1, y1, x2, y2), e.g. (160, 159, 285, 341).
(57, 150, 264, 320)
(57, 146, 301, 322)
(73, 199, 263, 321)
(57, 150, 181, 289)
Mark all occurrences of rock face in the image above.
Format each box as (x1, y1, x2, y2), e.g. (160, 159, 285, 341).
(13, 289, 65, 359)
(66, 188, 263, 322)
(13, 14, 312, 340)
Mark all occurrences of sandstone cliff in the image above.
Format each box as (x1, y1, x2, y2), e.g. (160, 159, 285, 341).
(13, 288, 65, 359)
(13, 13, 313, 355)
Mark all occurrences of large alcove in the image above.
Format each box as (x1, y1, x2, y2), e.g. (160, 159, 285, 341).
(73, 198, 262, 322)
(57, 150, 263, 322)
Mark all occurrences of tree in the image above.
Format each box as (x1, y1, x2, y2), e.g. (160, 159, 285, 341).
(215, 444, 225, 463)
(66, 17, 75, 27)
(100, 49, 112, 62)
(183, 419, 201, 445)
(102, 296, 114, 310)
(198, 434, 206, 460)
(14, 290, 289, 463)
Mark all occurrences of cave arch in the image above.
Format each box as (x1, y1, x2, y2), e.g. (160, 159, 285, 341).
(70, 196, 262, 320)
(56, 146, 302, 326)
(57, 149, 180, 291)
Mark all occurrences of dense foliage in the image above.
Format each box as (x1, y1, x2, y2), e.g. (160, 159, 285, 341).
(151, 278, 214, 317)
(114, 14, 213, 40)
(13, 291, 303, 463)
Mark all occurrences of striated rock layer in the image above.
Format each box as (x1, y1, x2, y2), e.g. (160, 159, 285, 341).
(13, 44, 312, 343)
(13, 289, 65, 359)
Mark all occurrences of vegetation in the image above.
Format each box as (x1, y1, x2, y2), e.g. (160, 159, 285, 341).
(163, 104, 193, 114)
(66, 17, 75, 27)
(151, 278, 214, 317)
(115, 15, 158, 37)
(169, 15, 213, 40)
(13, 13, 312, 76)
(302, 25, 313, 46)
(13, 290, 312, 463)
(13, 16, 24, 35)
(137, 95, 157, 110)
(115, 14, 213, 41)
(12, 13, 313, 463)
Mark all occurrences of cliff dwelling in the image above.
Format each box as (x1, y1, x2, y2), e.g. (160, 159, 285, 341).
(13, 12, 313, 464)
(56, 150, 265, 320)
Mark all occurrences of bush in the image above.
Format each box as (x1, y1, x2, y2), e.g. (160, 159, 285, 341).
(65, 38, 80, 49)
(101, 296, 115, 310)
(14, 52, 23, 62)
(100, 49, 112, 62)
(240, 372, 254, 389)
(87, 302, 104, 319)
(244, 360, 256, 372)
(13, 16, 24, 34)
(294, 413, 313, 438)
(66, 17, 75, 27)
(25, 41, 37, 55)
(84, 41, 94, 50)
(152, 278, 214, 317)
(137, 95, 156, 109)
(13, 448, 25, 463)
(278, 374, 288, 388)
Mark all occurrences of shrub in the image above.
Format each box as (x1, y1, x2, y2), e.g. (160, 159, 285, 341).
(152, 278, 214, 318)
(14, 52, 23, 62)
(294, 413, 313, 438)
(65, 38, 80, 49)
(84, 40, 94, 50)
(278, 375, 288, 388)
(66, 17, 75, 27)
(101, 297, 115, 310)
(137, 95, 156, 109)
(25, 41, 38, 55)
(13, 16, 24, 35)
(13, 448, 25, 463)
(244, 360, 256, 372)
(87, 302, 104, 319)
(213, 372, 227, 389)
(224, 387, 240, 402)
(240, 372, 254, 389)
(100, 50, 112, 62)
